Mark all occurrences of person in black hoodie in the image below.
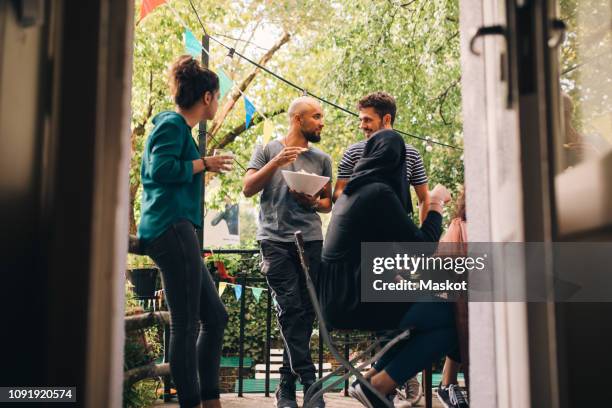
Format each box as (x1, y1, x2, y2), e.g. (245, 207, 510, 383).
(320, 129, 458, 408)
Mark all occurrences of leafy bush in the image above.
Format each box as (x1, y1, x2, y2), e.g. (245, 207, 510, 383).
(206, 252, 283, 362)
(123, 283, 163, 408)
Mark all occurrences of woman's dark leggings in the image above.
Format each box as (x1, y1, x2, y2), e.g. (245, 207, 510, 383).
(373, 302, 459, 385)
(146, 219, 228, 408)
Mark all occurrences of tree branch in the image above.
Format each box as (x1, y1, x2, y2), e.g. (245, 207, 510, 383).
(212, 32, 269, 51)
(400, 0, 417, 8)
(433, 78, 460, 125)
(433, 31, 459, 54)
(124, 363, 170, 386)
(207, 31, 291, 142)
(125, 311, 170, 332)
(129, 70, 158, 234)
(207, 108, 286, 155)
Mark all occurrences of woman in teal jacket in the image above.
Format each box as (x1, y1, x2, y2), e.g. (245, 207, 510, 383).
(138, 55, 233, 408)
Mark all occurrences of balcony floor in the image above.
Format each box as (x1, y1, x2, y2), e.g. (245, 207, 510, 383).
(154, 392, 445, 407)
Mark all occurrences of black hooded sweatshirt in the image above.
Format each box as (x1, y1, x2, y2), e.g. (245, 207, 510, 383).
(319, 130, 443, 330)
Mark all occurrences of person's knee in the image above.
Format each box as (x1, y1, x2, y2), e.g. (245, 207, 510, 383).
(202, 306, 229, 336)
(172, 315, 199, 336)
(275, 295, 303, 318)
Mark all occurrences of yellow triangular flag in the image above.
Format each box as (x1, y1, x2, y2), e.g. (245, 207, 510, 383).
(263, 120, 274, 144)
(218, 282, 227, 297)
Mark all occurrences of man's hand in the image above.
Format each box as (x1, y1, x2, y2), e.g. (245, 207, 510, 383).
(203, 155, 233, 173)
(289, 189, 320, 209)
(272, 147, 307, 167)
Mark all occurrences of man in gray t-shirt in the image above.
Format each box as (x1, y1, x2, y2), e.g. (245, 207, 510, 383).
(247, 140, 332, 241)
(243, 96, 332, 408)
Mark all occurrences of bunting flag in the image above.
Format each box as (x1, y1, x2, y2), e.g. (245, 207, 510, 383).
(139, 0, 166, 23)
(184, 29, 201, 58)
(251, 287, 264, 303)
(234, 284, 243, 300)
(263, 120, 274, 144)
(218, 282, 227, 297)
(217, 69, 233, 101)
(245, 97, 256, 129)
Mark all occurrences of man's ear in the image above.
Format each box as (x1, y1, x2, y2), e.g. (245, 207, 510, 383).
(292, 113, 303, 127)
(383, 113, 392, 127)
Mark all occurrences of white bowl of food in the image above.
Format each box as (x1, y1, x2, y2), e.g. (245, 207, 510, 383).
(281, 169, 330, 196)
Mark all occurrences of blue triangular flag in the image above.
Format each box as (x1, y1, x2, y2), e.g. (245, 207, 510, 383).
(244, 96, 256, 129)
(234, 284, 242, 300)
(184, 29, 201, 58)
(251, 287, 264, 303)
(217, 69, 233, 101)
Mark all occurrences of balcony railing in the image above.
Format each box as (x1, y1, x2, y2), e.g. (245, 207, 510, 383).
(125, 245, 352, 403)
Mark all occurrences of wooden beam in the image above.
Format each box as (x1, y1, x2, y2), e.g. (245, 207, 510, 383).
(124, 363, 170, 386)
(125, 311, 170, 332)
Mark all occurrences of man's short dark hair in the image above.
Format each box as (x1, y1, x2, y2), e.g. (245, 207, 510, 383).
(357, 92, 397, 125)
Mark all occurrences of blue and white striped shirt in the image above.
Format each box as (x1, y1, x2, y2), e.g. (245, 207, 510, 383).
(337, 140, 428, 186)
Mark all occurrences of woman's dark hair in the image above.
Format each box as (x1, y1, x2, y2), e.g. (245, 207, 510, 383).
(169, 55, 219, 109)
(344, 130, 409, 212)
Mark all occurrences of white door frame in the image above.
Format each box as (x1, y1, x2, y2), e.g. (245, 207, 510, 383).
(459, 0, 532, 406)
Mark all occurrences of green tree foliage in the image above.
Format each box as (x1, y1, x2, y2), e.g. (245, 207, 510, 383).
(130, 0, 464, 232)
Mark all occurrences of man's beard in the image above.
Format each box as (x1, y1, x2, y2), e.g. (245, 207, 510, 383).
(303, 130, 321, 143)
(364, 126, 382, 138)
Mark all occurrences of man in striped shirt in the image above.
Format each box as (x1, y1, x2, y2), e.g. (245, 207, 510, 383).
(333, 92, 430, 223)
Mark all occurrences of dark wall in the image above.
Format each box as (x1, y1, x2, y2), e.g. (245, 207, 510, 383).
(0, 0, 49, 387)
(0, 1, 102, 402)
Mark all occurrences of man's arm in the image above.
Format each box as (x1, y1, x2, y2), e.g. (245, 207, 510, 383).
(332, 179, 349, 202)
(414, 183, 430, 225)
(317, 182, 333, 213)
(242, 166, 277, 198)
(242, 146, 303, 197)
(333, 146, 358, 202)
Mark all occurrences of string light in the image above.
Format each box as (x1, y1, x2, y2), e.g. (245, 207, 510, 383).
(223, 48, 235, 67)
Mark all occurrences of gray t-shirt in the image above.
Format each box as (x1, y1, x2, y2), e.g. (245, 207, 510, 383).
(247, 140, 332, 242)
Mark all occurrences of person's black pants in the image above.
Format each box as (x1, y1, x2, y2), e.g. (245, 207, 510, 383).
(260, 239, 321, 383)
(372, 302, 459, 385)
(146, 219, 228, 408)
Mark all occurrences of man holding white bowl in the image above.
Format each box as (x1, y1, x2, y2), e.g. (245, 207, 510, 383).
(243, 96, 332, 408)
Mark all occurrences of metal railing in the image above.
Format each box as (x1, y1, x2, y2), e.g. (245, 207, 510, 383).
(125, 245, 353, 401)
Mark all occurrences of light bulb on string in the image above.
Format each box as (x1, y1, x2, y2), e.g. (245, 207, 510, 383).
(424, 136, 433, 152)
(223, 48, 235, 68)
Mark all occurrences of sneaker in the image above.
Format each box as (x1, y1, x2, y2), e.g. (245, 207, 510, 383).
(275, 377, 298, 408)
(436, 383, 469, 408)
(394, 376, 421, 407)
(348, 379, 394, 408)
(303, 380, 325, 408)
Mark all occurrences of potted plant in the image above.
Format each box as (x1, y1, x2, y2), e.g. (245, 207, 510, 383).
(126, 255, 159, 300)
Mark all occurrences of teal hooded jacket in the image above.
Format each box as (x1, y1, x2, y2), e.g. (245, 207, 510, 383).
(137, 111, 202, 246)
